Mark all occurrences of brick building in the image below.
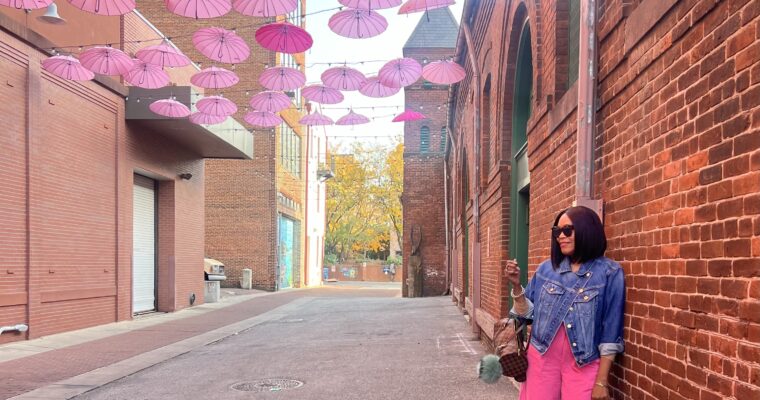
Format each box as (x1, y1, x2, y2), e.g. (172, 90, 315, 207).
(0, 3, 251, 343)
(137, 2, 311, 291)
(445, 0, 760, 398)
(401, 8, 458, 297)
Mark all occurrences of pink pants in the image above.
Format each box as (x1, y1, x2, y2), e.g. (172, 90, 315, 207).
(519, 326, 600, 400)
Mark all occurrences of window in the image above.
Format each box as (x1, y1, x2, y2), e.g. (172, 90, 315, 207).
(422, 80, 433, 89)
(440, 127, 447, 152)
(568, 0, 580, 88)
(279, 122, 302, 177)
(279, 52, 301, 108)
(420, 126, 430, 153)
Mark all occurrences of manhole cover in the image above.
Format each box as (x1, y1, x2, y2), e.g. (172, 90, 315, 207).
(231, 379, 304, 393)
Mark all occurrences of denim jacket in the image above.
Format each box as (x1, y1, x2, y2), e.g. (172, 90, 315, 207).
(511, 256, 625, 366)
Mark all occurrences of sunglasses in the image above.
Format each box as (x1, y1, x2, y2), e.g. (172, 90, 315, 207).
(551, 225, 575, 238)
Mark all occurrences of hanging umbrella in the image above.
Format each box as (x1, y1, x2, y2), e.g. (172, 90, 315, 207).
(329, 8, 388, 39)
(233, 0, 296, 17)
(149, 99, 191, 118)
(398, 0, 454, 14)
(192, 27, 250, 64)
(0, 0, 52, 9)
(67, 0, 135, 15)
(189, 112, 227, 125)
(321, 66, 367, 91)
(166, 0, 232, 18)
(255, 22, 313, 54)
(244, 111, 282, 127)
(259, 66, 305, 91)
(42, 55, 94, 81)
(336, 109, 370, 126)
(379, 57, 422, 88)
(196, 96, 237, 116)
(190, 66, 239, 89)
(392, 109, 427, 122)
(422, 59, 465, 84)
(124, 60, 170, 89)
(136, 43, 191, 68)
(79, 46, 133, 76)
(302, 85, 344, 104)
(249, 91, 290, 113)
(359, 77, 400, 98)
(338, 0, 401, 10)
(299, 112, 334, 126)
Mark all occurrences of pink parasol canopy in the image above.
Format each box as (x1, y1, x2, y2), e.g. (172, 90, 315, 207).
(149, 99, 191, 118)
(189, 112, 227, 125)
(249, 91, 290, 113)
(42, 55, 94, 81)
(255, 22, 313, 54)
(79, 46, 133, 76)
(299, 112, 334, 126)
(190, 66, 239, 89)
(67, 0, 135, 15)
(398, 0, 454, 14)
(379, 57, 422, 88)
(136, 43, 191, 68)
(328, 8, 388, 39)
(302, 85, 344, 104)
(338, 0, 401, 10)
(422, 59, 465, 84)
(192, 27, 250, 64)
(124, 60, 170, 89)
(258, 66, 305, 91)
(359, 77, 400, 98)
(166, 0, 232, 18)
(336, 110, 370, 126)
(392, 109, 427, 122)
(321, 66, 367, 91)
(0, 0, 52, 9)
(233, 0, 296, 17)
(196, 96, 237, 117)
(244, 111, 282, 127)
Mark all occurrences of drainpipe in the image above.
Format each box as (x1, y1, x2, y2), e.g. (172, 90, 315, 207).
(576, 0, 603, 215)
(304, 103, 311, 287)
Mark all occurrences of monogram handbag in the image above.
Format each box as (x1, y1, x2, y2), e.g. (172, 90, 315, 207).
(478, 316, 530, 383)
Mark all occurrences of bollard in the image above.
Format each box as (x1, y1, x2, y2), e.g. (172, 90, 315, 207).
(204, 281, 220, 303)
(241, 268, 252, 289)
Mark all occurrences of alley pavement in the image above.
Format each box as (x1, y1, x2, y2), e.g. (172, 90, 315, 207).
(0, 283, 519, 400)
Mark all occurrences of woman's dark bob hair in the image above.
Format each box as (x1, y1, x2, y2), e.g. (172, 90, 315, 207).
(551, 206, 607, 269)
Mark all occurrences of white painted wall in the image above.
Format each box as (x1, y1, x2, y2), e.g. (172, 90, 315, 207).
(305, 124, 327, 287)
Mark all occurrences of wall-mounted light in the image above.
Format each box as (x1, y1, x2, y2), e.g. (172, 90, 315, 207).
(37, 3, 66, 25)
(179, 173, 193, 180)
(0, 324, 28, 335)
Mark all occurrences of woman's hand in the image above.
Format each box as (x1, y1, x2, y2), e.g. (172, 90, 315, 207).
(591, 385, 609, 400)
(503, 259, 521, 287)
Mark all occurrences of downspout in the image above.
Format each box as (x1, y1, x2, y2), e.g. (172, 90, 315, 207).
(443, 134, 451, 295)
(576, 0, 602, 215)
(303, 103, 311, 287)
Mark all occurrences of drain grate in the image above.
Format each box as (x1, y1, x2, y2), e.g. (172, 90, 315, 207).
(231, 379, 304, 393)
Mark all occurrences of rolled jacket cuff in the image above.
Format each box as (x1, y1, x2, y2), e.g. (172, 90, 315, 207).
(599, 342, 624, 356)
(509, 298, 534, 320)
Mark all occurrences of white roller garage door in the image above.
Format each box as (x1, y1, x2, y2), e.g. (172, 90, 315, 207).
(133, 175, 156, 313)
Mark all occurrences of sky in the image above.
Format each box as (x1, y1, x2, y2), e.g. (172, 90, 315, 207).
(303, 1, 465, 151)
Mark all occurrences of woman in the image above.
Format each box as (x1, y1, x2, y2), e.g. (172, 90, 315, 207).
(504, 206, 625, 400)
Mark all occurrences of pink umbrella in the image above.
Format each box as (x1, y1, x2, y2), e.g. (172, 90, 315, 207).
(249, 91, 290, 113)
(329, 8, 388, 39)
(379, 57, 422, 88)
(321, 66, 367, 91)
(196, 96, 237, 117)
(0, 0, 52, 10)
(233, 0, 296, 16)
(422, 59, 466, 84)
(299, 112, 334, 126)
(42, 55, 94, 81)
(302, 85, 344, 104)
(190, 66, 239, 89)
(79, 46, 133, 76)
(124, 60, 170, 89)
(244, 111, 282, 127)
(149, 99, 191, 118)
(338, 0, 401, 10)
(336, 110, 370, 126)
(166, 0, 232, 18)
(136, 43, 191, 68)
(67, 0, 135, 15)
(189, 112, 227, 125)
(398, 0, 454, 14)
(259, 66, 305, 91)
(192, 27, 250, 64)
(255, 22, 313, 54)
(392, 109, 427, 122)
(359, 77, 400, 97)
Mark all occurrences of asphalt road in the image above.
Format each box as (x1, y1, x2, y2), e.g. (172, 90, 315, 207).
(75, 290, 519, 400)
